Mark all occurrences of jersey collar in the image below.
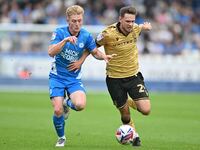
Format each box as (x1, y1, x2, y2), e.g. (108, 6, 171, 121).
(67, 27, 80, 37)
(116, 22, 131, 36)
(116, 22, 126, 36)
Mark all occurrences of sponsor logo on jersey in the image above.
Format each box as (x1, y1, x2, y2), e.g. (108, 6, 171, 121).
(60, 49, 79, 62)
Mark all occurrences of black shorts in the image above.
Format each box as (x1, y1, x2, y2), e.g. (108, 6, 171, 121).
(106, 72, 149, 108)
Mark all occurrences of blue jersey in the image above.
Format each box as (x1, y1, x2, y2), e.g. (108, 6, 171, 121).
(49, 26, 96, 80)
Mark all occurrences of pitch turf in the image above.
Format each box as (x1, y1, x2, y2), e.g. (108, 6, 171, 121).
(0, 91, 200, 150)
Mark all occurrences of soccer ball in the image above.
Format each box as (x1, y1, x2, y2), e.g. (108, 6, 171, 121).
(115, 124, 135, 145)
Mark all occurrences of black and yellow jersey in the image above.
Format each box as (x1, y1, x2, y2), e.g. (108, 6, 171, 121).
(96, 22, 142, 78)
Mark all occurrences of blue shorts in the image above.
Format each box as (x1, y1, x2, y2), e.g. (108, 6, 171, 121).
(49, 75, 86, 99)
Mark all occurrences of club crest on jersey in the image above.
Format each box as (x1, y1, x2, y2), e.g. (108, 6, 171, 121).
(51, 32, 56, 40)
(79, 43, 84, 48)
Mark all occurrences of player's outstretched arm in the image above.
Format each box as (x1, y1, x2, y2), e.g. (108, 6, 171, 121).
(68, 50, 90, 71)
(48, 36, 77, 57)
(91, 48, 116, 63)
(139, 22, 152, 31)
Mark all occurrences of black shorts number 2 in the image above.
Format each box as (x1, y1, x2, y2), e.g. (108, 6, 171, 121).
(106, 72, 149, 108)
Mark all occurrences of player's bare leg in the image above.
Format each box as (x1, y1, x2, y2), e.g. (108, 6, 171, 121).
(118, 103, 136, 129)
(63, 91, 86, 114)
(135, 99, 151, 115)
(70, 91, 86, 111)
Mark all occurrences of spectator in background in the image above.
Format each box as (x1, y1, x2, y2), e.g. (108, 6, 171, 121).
(18, 67, 31, 79)
(0, 0, 199, 55)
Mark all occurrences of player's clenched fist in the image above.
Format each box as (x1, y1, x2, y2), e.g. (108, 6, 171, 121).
(64, 36, 77, 44)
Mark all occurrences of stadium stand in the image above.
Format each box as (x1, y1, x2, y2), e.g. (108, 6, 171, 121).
(0, 0, 200, 55)
(0, 0, 200, 91)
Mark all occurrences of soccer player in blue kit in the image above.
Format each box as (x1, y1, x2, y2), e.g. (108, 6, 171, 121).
(48, 5, 115, 147)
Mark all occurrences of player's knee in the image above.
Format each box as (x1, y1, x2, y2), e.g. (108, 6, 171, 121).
(54, 107, 63, 117)
(75, 102, 85, 111)
(140, 108, 151, 115)
(121, 115, 131, 124)
(137, 101, 151, 115)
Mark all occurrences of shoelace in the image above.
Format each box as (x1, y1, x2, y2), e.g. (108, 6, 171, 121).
(58, 138, 65, 144)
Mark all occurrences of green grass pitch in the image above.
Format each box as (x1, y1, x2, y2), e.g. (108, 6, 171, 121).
(0, 91, 200, 150)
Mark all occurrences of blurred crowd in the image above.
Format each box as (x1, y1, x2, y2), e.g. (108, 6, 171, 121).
(0, 0, 200, 55)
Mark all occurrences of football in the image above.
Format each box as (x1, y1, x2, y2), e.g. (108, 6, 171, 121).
(115, 124, 135, 144)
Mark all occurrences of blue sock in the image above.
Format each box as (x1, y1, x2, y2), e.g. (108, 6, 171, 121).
(53, 115, 65, 137)
(66, 99, 77, 111)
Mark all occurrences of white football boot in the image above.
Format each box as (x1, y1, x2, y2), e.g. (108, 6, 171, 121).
(55, 136, 66, 147)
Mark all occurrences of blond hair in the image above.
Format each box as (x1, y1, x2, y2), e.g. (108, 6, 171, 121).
(66, 5, 84, 18)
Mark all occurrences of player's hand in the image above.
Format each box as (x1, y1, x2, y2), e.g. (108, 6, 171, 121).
(67, 61, 82, 71)
(64, 36, 77, 44)
(141, 22, 152, 30)
(103, 54, 117, 63)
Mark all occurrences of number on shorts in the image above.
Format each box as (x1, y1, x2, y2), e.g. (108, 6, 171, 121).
(137, 84, 145, 93)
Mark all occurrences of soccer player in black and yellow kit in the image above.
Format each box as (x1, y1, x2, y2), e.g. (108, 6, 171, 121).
(69, 6, 152, 146)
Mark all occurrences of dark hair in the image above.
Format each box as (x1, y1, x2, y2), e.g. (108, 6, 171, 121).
(119, 6, 137, 17)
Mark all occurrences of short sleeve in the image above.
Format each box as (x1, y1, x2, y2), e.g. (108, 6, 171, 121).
(50, 28, 62, 45)
(133, 23, 142, 38)
(96, 30, 107, 46)
(85, 33, 96, 52)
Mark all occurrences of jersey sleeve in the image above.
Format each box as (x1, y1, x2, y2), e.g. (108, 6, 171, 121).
(133, 23, 142, 38)
(96, 30, 107, 46)
(50, 28, 62, 45)
(84, 33, 97, 52)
